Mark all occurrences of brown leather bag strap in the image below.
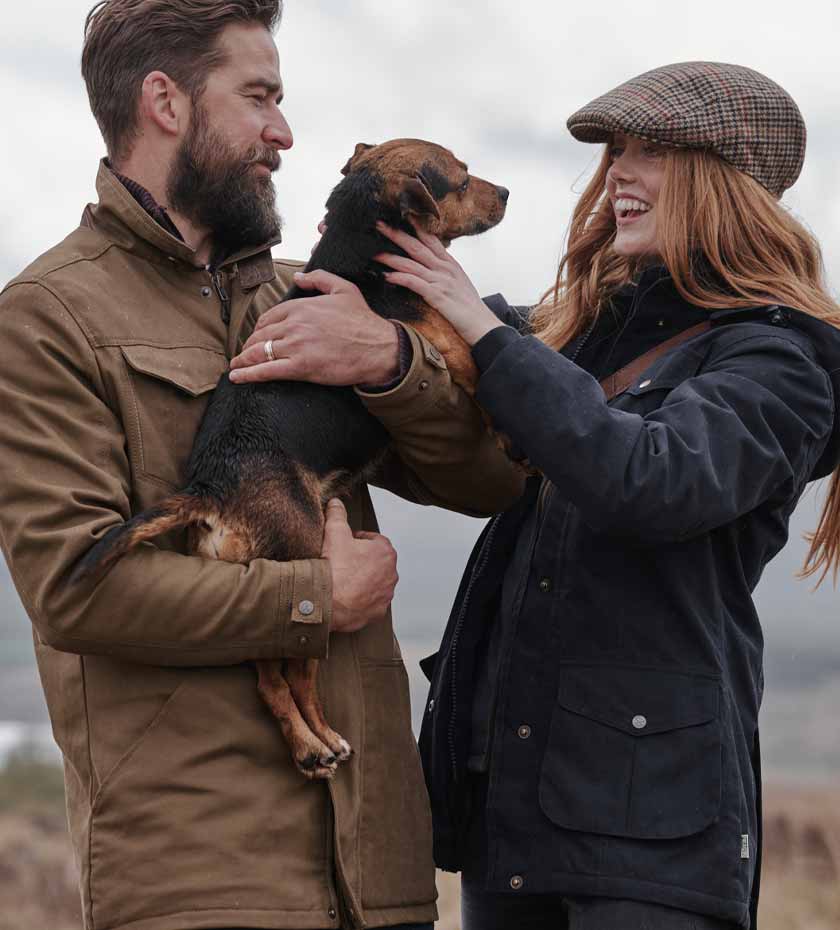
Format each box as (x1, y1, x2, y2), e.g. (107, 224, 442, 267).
(599, 321, 712, 401)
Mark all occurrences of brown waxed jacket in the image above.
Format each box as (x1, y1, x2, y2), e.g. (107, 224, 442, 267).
(0, 161, 525, 930)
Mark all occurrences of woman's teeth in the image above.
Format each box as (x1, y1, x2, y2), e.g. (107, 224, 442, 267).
(615, 197, 652, 216)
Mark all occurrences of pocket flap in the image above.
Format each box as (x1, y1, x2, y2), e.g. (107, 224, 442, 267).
(121, 345, 226, 397)
(557, 665, 719, 736)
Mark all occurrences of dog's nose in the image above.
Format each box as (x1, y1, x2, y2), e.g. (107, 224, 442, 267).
(496, 185, 510, 204)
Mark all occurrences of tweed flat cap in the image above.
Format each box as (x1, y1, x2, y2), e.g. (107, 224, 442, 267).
(567, 61, 806, 196)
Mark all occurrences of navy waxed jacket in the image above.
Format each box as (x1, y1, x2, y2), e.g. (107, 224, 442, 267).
(419, 270, 840, 929)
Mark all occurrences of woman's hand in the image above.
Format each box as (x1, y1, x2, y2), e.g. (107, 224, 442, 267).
(374, 222, 504, 346)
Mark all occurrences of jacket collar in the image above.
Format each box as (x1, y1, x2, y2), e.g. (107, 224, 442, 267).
(82, 159, 283, 276)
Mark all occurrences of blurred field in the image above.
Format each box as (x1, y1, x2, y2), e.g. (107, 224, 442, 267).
(1, 750, 837, 930)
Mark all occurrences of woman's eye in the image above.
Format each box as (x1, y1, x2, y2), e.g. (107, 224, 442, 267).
(643, 143, 664, 158)
(609, 146, 624, 160)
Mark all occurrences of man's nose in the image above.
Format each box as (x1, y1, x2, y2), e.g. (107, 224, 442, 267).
(265, 111, 293, 150)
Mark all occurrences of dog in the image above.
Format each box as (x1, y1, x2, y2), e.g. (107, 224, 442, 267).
(74, 138, 509, 779)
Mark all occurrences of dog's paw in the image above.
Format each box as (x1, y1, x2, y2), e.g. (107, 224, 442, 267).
(296, 750, 339, 780)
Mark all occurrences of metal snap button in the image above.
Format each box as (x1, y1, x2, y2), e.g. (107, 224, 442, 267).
(632, 715, 647, 730)
(298, 635, 309, 647)
(298, 599, 315, 616)
(328, 907, 337, 920)
(201, 286, 212, 297)
(517, 725, 531, 740)
(638, 379, 652, 389)
(428, 699, 435, 713)
(419, 380, 430, 391)
(538, 578, 552, 593)
(510, 874, 524, 890)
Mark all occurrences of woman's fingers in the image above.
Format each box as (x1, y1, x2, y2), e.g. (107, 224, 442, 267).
(373, 251, 434, 279)
(381, 271, 435, 302)
(376, 221, 440, 268)
(414, 225, 449, 259)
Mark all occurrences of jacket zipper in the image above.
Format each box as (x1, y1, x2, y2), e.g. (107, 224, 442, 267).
(210, 267, 231, 324)
(447, 515, 501, 780)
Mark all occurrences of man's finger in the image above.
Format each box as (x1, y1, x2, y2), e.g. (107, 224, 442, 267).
(322, 498, 352, 554)
(227, 358, 298, 383)
(352, 530, 380, 540)
(240, 323, 288, 355)
(293, 269, 357, 296)
(253, 303, 289, 332)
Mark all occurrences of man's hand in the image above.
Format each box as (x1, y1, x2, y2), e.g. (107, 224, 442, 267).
(321, 499, 398, 633)
(229, 271, 400, 386)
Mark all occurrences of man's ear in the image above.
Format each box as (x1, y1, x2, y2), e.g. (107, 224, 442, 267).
(340, 142, 375, 176)
(140, 70, 186, 138)
(399, 176, 441, 220)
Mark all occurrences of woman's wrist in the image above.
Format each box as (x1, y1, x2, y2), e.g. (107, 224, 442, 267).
(459, 306, 505, 347)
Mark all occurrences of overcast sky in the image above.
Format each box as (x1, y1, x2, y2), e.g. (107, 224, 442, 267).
(1, 0, 839, 692)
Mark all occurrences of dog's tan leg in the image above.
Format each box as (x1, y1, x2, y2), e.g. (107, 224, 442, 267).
(255, 660, 338, 779)
(285, 658, 352, 762)
(410, 311, 479, 395)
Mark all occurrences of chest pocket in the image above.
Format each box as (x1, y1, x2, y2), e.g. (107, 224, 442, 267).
(120, 345, 227, 488)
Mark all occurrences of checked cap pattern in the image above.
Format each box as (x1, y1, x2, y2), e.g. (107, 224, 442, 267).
(567, 61, 806, 196)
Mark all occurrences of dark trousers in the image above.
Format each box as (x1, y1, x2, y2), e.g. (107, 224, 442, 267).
(461, 882, 738, 930)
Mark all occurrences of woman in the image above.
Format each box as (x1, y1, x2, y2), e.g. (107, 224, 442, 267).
(375, 62, 840, 929)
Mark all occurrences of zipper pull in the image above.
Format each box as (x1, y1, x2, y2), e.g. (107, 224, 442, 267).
(210, 268, 231, 324)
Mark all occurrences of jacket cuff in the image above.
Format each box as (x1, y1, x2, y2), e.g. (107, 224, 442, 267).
(355, 322, 449, 426)
(357, 323, 414, 393)
(278, 558, 332, 659)
(472, 324, 521, 373)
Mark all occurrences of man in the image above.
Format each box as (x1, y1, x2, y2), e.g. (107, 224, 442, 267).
(0, 2, 523, 930)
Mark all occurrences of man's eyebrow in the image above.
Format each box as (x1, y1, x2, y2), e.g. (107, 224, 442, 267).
(241, 79, 284, 100)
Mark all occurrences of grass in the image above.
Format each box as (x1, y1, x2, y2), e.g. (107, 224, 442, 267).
(0, 753, 836, 930)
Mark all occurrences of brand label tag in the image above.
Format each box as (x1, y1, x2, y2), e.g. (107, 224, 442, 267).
(741, 834, 750, 859)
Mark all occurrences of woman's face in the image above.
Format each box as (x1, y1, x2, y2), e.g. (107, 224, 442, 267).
(605, 133, 666, 260)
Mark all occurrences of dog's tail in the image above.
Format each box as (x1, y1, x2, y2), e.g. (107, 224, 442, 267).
(72, 491, 217, 583)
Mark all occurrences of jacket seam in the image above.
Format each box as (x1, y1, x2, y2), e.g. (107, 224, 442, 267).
(0, 241, 115, 296)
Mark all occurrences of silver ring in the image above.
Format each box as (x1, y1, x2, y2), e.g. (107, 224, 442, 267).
(264, 339, 275, 362)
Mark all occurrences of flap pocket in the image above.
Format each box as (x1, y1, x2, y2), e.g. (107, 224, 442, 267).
(539, 665, 722, 839)
(120, 345, 227, 487)
(559, 664, 717, 734)
(121, 345, 226, 396)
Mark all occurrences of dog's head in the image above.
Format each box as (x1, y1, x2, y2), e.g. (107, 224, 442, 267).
(338, 138, 508, 243)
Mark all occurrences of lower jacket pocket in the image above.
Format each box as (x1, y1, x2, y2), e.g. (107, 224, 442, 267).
(538, 664, 722, 839)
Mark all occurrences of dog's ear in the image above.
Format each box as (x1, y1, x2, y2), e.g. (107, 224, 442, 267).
(341, 142, 376, 176)
(399, 176, 441, 220)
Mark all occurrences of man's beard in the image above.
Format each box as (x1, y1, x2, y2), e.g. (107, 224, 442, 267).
(167, 100, 283, 262)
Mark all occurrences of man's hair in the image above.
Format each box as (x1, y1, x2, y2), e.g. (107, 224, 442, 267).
(82, 0, 283, 164)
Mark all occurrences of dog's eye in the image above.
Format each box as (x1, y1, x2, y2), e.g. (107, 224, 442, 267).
(458, 179, 470, 194)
